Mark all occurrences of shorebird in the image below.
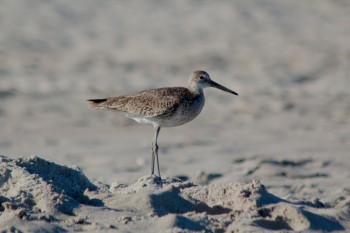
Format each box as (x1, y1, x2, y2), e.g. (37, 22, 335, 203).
(87, 70, 237, 178)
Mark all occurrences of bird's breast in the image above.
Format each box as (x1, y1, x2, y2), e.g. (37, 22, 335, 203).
(157, 94, 205, 127)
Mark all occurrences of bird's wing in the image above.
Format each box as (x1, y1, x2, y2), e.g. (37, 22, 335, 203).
(98, 88, 184, 117)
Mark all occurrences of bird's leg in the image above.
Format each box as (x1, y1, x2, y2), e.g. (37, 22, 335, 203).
(151, 150, 155, 175)
(151, 126, 161, 178)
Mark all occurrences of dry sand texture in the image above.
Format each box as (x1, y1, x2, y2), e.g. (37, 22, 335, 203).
(1, 0, 350, 232)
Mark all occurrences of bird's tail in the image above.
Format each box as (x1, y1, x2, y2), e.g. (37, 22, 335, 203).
(87, 98, 108, 109)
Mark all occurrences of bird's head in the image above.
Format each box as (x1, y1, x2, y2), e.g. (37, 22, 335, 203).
(188, 70, 238, 95)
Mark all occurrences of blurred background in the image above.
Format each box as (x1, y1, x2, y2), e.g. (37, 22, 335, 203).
(0, 1, 349, 190)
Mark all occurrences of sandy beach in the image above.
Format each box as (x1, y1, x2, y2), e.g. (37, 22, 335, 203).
(1, 1, 350, 232)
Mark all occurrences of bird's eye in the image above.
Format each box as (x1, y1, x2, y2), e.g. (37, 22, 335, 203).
(199, 75, 205, 80)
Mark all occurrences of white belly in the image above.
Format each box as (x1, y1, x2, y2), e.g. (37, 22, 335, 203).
(130, 116, 155, 125)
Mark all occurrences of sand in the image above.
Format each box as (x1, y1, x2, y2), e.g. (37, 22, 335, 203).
(1, 0, 350, 232)
(0, 156, 347, 232)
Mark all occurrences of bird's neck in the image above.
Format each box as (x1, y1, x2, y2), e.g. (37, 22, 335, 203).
(188, 83, 204, 96)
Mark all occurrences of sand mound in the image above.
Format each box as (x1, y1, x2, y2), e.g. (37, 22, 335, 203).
(0, 155, 347, 232)
(91, 175, 345, 232)
(0, 155, 97, 216)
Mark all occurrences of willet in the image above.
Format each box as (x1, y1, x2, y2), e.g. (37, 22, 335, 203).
(87, 70, 238, 178)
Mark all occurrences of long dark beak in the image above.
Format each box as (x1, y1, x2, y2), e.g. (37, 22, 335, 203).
(210, 80, 238, 95)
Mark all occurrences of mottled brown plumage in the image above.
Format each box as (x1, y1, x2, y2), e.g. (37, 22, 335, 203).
(89, 87, 194, 117)
(87, 70, 237, 178)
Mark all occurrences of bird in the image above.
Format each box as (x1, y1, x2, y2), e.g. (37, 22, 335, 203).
(87, 70, 238, 178)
